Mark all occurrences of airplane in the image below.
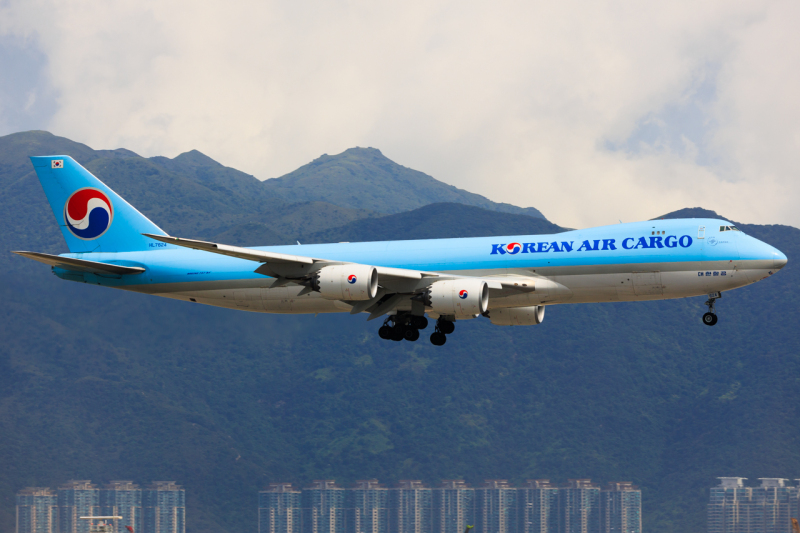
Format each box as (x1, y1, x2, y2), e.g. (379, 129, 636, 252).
(12, 156, 788, 346)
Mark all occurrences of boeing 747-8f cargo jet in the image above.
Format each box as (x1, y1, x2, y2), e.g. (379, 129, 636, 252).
(13, 156, 788, 345)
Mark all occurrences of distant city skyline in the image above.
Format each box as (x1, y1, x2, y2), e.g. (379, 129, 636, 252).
(258, 479, 641, 533)
(708, 477, 800, 533)
(16, 480, 185, 533)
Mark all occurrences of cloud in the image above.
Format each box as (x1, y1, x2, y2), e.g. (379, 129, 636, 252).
(0, 0, 797, 228)
(0, 34, 59, 134)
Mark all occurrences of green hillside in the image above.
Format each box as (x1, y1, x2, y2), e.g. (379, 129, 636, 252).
(305, 202, 563, 244)
(262, 147, 547, 219)
(0, 131, 798, 533)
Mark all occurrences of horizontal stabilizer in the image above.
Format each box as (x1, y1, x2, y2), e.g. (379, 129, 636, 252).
(11, 251, 145, 275)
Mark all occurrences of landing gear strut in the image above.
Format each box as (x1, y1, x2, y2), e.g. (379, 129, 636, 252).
(430, 318, 455, 346)
(702, 292, 721, 326)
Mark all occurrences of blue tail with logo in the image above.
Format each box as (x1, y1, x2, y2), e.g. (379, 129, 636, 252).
(30, 156, 167, 253)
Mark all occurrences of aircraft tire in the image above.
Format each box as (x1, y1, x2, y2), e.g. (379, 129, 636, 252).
(391, 326, 405, 341)
(412, 316, 429, 330)
(430, 332, 447, 346)
(379, 326, 392, 339)
(702, 312, 718, 326)
(404, 328, 420, 342)
(438, 320, 455, 335)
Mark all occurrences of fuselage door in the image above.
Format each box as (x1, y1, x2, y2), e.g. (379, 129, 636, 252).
(632, 271, 664, 296)
(698, 226, 705, 239)
(234, 290, 250, 308)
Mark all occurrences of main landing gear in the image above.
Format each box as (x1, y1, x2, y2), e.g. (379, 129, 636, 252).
(378, 314, 454, 346)
(378, 314, 429, 342)
(430, 318, 454, 346)
(702, 292, 721, 326)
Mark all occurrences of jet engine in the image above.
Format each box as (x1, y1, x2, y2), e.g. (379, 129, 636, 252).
(487, 305, 545, 326)
(312, 264, 378, 301)
(425, 279, 488, 318)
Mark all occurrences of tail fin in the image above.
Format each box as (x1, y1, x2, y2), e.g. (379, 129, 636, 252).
(30, 156, 166, 253)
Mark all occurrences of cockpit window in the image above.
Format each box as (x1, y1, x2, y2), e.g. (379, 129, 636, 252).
(720, 226, 727, 231)
(730, 226, 739, 231)
(719, 225, 740, 232)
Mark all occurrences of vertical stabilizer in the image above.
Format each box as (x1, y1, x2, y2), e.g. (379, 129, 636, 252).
(30, 156, 167, 253)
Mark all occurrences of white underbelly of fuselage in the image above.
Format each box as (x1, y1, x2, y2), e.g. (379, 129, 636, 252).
(154, 262, 767, 315)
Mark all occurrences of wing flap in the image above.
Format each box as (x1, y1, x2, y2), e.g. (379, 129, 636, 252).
(375, 266, 439, 280)
(12, 251, 145, 275)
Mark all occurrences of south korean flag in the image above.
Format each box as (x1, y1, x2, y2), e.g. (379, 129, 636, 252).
(51, 160, 64, 169)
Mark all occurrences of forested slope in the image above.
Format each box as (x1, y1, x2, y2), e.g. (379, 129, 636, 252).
(0, 131, 797, 533)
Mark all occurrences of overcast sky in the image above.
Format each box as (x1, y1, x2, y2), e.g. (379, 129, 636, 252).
(1, 0, 797, 229)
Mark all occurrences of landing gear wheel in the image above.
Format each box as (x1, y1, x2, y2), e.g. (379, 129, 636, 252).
(411, 316, 429, 330)
(430, 332, 447, 346)
(391, 326, 405, 341)
(404, 328, 420, 341)
(438, 320, 455, 335)
(378, 325, 392, 339)
(703, 292, 721, 326)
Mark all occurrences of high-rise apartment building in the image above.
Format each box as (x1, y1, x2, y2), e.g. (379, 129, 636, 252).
(259, 483, 302, 533)
(432, 481, 475, 533)
(708, 477, 748, 533)
(475, 480, 517, 533)
(708, 477, 798, 533)
(16, 488, 58, 533)
(518, 480, 558, 533)
(101, 481, 142, 533)
(58, 481, 100, 533)
(390, 481, 432, 533)
(558, 480, 600, 533)
(348, 480, 389, 533)
(143, 481, 185, 533)
(303, 480, 347, 533)
(599, 483, 640, 533)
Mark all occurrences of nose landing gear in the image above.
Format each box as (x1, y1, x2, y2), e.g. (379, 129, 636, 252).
(702, 292, 721, 326)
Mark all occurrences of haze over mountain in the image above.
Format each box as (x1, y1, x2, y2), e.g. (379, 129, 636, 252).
(0, 131, 798, 533)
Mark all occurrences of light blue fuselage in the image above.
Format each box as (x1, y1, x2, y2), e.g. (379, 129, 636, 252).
(54, 218, 786, 315)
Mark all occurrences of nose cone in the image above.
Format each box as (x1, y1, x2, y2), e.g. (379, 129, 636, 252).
(773, 248, 788, 270)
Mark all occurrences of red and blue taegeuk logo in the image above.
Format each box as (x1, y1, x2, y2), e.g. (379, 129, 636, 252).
(458, 289, 469, 299)
(347, 274, 357, 284)
(64, 188, 114, 240)
(506, 242, 522, 254)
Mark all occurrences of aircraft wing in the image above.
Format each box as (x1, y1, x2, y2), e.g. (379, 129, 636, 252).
(143, 234, 318, 265)
(142, 234, 545, 319)
(11, 251, 145, 275)
(143, 233, 440, 282)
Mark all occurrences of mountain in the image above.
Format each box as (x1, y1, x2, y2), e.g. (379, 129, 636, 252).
(656, 207, 731, 221)
(0, 131, 381, 246)
(0, 131, 798, 533)
(261, 147, 547, 219)
(305, 202, 563, 244)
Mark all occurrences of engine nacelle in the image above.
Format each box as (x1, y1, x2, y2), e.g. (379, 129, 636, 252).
(313, 265, 378, 301)
(488, 305, 545, 326)
(426, 279, 488, 318)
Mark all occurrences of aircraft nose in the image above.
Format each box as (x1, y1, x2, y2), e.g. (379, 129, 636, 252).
(773, 249, 788, 270)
